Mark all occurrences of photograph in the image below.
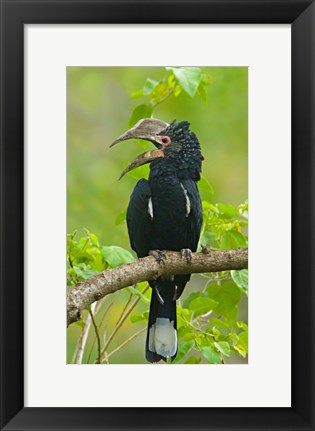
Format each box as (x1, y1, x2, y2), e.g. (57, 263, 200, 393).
(1, 0, 314, 427)
(66, 66, 248, 364)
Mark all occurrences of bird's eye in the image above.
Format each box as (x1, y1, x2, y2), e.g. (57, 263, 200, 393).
(160, 136, 172, 146)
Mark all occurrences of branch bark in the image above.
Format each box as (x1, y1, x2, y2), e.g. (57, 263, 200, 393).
(67, 248, 248, 326)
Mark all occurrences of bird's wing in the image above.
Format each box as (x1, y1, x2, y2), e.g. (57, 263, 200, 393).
(173, 178, 202, 298)
(126, 178, 153, 258)
(181, 178, 203, 251)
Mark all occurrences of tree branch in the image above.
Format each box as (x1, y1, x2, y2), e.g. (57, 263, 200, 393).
(67, 248, 248, 326)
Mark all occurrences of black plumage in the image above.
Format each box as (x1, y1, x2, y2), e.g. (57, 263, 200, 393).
(112, 119, 203, 362)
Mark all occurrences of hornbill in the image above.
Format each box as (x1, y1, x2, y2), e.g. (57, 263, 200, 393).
(111, 118, 203, 363)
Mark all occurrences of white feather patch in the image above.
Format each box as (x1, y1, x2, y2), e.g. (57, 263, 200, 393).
(148, 197, 153, 220)
(180, 183, 191, 217)
(149, 318, 177, 358)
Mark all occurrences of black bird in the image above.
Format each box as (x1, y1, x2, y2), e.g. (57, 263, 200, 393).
(111, 118, 203, 362)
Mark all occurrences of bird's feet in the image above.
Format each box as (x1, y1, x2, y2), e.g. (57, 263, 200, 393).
(180, 248, 193, 264)
(149, 249, 167, 265)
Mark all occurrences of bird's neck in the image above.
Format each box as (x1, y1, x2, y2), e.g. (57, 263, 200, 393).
(149, 155, 201, 182)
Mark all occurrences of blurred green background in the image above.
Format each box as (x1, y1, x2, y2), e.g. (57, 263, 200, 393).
(67, 67, 248, 364)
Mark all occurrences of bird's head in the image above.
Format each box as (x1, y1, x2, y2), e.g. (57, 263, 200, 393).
(110, 118, 203, 180)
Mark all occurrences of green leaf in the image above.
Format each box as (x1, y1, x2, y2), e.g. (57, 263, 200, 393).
(231, 269, 248, 294)
(67, 230, 77, 240)
(130, 314, 144, 323)
(201, 72, 212, 85)
(211, 326, 222, 340)
(198, 334, 215, 348)
(172, 340, 195, 363)
(89, 254, 105, 272)
(201, 346, 222, 364)
(184, 334, 197, 344)
(202, 201, 219, 213)
(238, 199, 248, 219)
(236, 321, 248, 331)
(101, 246, 135, 268)
(189, 297, 218, 317)
(174, 84, 182, 97)
(166, 67, 202, 97)
(130, 89, 144, 99)
(177, 324, 194, 340)
(234, 330, 248, 357)
(197, 83, 208, 104)
(73, 266, 97, 280)
(228, 333, 239, 346)
(233, 345, 247, 358)
(127, 286, 150, 303)
(207, 282, 241, 323)
(115, 209, 127, 226)
(89, 232, 99, 246)
(130, 311, 149, 323)
(209, 317, 230, 332)
(184, 355, 202, 364)
(177, 307, 193, 329)
(150, 82, 170, 106)
(217, 203, 238, 219)
(198, 176, 214, 195)
(143, 78, 160, 95)
(220, 230, 247, 249)
(199, 230, 218, 250)
(129, 104, 153, 127)
(214, 341, 230, 356)
(238, 330, 248, 350)
(182, 291, 201, 309)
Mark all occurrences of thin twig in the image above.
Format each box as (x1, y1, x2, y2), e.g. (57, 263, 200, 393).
(87, 301, 113, 364)
(71, 330, 81, 364)
(99, 285, 149, 362)
(75, 315, 91, 364)
(106, 326, 147, 360)
(100, 286, 148, 359)
(183, 315, 215, 338)
(115, 293, 133, 327)
(75, 302, 96, 364)
(102, 331, 110, 365)
(96, 293, 132, 363)
(89, 307, 101, 364)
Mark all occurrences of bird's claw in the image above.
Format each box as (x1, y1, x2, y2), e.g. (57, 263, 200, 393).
(180, 248, 192, 264)
(149, 250, 167, 265)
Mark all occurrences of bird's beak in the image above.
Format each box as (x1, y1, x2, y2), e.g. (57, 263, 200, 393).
(111, 118, 169, 180)
(118, 149, 164, 180)
(110, 118, 169, 148)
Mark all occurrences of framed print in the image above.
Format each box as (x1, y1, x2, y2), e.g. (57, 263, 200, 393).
(66, 64, 250, 368)
(1, 1, 314, 430)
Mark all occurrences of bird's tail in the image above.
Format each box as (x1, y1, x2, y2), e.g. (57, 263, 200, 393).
(146, 279, 177, 363)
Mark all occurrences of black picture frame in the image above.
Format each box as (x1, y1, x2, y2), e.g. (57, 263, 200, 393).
(1, 1, 314, 430)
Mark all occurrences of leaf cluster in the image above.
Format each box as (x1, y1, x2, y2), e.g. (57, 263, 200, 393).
(129, 67, 211, 128)
(67, 228, 134, 286)
(201, 199, 248, 250)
